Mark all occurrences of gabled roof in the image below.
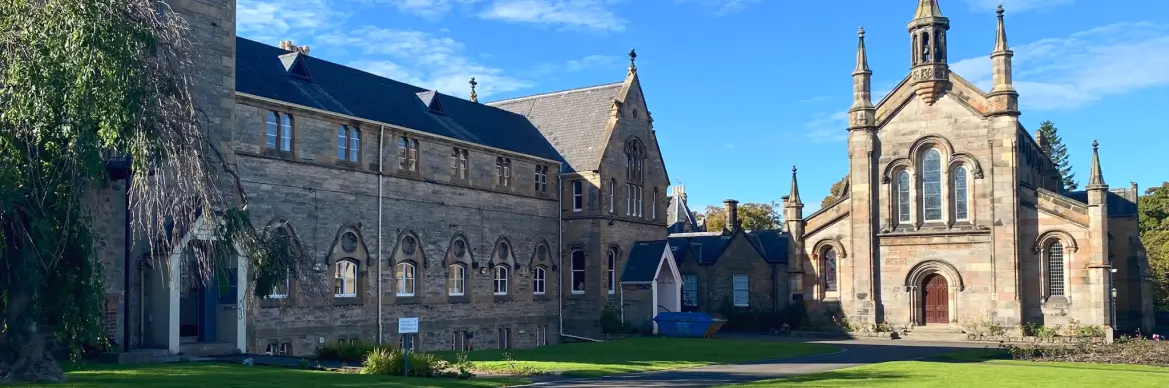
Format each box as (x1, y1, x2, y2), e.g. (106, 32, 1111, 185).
(621, 240, 670, 283)
(666, 195, 703, 234)
(666, 229, 788, 266)
(234, 37, 564, 163)
(486, 83, 623, 172)
(747, 229, 789, 264)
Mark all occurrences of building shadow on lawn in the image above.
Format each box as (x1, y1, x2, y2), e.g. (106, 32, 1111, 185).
(51, 363, 523, 388)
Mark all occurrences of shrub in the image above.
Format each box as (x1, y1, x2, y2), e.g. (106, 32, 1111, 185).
(1001, 335, 1169, 366)
(360, 347, 452, 377)
(316, 341, 391, 362)
(600, 304, 624, 334)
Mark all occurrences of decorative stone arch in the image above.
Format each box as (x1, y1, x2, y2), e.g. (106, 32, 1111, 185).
(907, 134, 956, 162)
(810, 238, 847, 260)
(881, 157, 914, 184)
(623, 136, 647, 156)
(326, 222, 371, 266)
(810, 238, 845, 299)
(528, 239, 553, 268)
(947, 152, 985, 179)
(1033, 230, 1079, 254)
(488, 236, 517, 270)
(390, 228, 427, 266)
(904, 259, 965, 326)
(443, 233, 474, 267)
(258, 219, 309, 304)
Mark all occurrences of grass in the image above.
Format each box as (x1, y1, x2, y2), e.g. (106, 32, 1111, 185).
(726, 349, 1169, 387)
(434, 337, 839, 378)
(9, 363, 526, 388)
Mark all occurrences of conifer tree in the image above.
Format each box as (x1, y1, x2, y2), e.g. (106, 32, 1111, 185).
(1037, 121, 1078, 191)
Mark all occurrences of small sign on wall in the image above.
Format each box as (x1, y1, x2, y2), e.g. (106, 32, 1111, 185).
(398, 317, 419, 334)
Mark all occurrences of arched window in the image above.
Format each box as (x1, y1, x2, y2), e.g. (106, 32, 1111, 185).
(337, 125, 359, 161)
(607, 248, 617, 295)
(897, 170, 911, 223)
(533, 267, 546, 295)
(335, 260, 358, 298)
(447, 264, 465, 296)
(280, 113, 293, 151)
(953, 166, 969, 221)
(625, 141, 644, 182)
(266, 111, 279, 149)
(921, 149, 943, 222)
(823, 248, 837, 292)
(1047, 242, 1065, 296)
(921, 32, 932, 63)
(493, 265, 509, 295)
(570, 249, 586, 294)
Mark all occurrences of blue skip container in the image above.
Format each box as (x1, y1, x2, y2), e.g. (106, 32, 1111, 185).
(653, 312, 727, 338)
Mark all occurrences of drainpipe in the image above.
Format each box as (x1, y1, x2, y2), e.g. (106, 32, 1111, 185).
(122, 168, 132, 353)
(377, 125, 385, 344)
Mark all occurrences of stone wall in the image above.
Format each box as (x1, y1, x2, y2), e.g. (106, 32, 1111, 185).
(233, 101, 562, 355)
(676, 234, 783, 314)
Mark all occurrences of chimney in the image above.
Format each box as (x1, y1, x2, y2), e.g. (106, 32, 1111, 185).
(278, 40, 311, 56)
(723, 199, 739, 233)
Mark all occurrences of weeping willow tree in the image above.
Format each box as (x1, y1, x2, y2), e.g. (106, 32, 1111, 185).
(0, 0, 293, 382)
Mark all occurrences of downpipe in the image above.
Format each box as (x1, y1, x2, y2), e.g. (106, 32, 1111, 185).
(377, 125, 385, 344)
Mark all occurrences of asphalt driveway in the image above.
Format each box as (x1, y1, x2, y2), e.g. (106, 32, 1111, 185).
(517, 336, 993, 388)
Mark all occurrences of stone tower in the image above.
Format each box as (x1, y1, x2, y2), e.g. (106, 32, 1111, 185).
(846, 25, 879, 324)
(987, 5, 1019, 115)
(908, 0, 950, 105)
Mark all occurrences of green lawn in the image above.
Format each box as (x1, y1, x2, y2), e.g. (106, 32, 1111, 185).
(11, 363, 525, 388)
(435, 337, 838, 378)
(12, 337, 837, 387)
(726, 350, 1169, 388)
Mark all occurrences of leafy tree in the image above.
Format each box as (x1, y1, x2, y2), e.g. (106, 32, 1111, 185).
(821, 175, 849, 208)
(702, 202, 782, 232)
(1037, 121, 1078, 191)
(1, 1, 294, 382)
(1138, 182, 1169, 311)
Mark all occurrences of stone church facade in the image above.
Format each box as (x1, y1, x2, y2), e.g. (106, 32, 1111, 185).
(93, 0, 672, 358)
(784, 1, 1154, 333)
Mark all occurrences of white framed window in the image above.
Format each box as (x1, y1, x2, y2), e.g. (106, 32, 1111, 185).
(451, 148, 469, 179)
(535, 165, 548, 192)
(533, 267, 546, 295)
(453, 331, 470, 352)
(266, 111, 293, 152)
(396, 262, 416, 297)
(922, 148, 943, 221)
(651, 187, 658, 219)
(496, 157, 511, 186)
(493, 265, 509, 295)
(337, 125, 359, 162)
(399, 136, 419, 171)
(607, 249, 617, 294)
(732, 274, 749, 307)
(268, 270, 290, 299)
(570, 249, 586, 294)
(1047, 241, 1066, 296)
(953, 166, 969, 221)
(608, 179, 616, 213)
(572, 180, 583, 211)
(448, 264, 465, 296)
(334, 260, 358, 298)
(682, 274, 698, 307)
(636, 186, 643, 217)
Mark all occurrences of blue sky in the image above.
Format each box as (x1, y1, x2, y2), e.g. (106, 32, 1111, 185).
(237, 0, 1169, 214)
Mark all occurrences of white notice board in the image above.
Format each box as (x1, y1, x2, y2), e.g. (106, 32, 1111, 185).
(398, 317, 419, 334)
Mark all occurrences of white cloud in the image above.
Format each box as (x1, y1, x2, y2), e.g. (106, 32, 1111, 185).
(529, 54, 622, 76)
(801, 112, 849, 143)
(964, 0, 1073, 13)
(799, 96, 829, 104)
(950, 21, 1169, 110)
(237, 0, 347, 43)
(364, 0, 482, 19)
(676, 0, 761, 15)
(478, 0, 627, 31)
(318, 27, 532, 97)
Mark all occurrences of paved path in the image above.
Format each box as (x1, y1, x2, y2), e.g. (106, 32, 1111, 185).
(518, 337, 994, 387)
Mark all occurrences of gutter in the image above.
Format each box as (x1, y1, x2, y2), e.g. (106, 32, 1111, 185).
(377, 125, 385, 344)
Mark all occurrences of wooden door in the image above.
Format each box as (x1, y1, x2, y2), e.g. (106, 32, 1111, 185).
(922, 274, 949, 324)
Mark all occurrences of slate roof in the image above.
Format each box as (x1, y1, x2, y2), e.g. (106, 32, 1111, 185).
(486, 83, 623, 172)
(1061, 190, 1139, 217)
(666, 230, 788, 266)
(666, 195, 703, 234)
(621, 240, 670, 283)
(234, 37, 564, 163)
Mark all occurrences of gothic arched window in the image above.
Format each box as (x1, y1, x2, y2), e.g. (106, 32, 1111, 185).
(823, 248, 838, 292)
(1047, 242, 1065, 296)
(921, 149, 943, 222)
(953, 166, 969, 221)
(897, 170, 911, 223)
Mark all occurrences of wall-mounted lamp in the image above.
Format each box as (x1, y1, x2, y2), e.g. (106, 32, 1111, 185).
(480, 267, 489, 275)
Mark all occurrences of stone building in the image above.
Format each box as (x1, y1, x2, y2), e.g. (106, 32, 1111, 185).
(93, 0, 675, 359)
(782, 1, 1154, 334)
